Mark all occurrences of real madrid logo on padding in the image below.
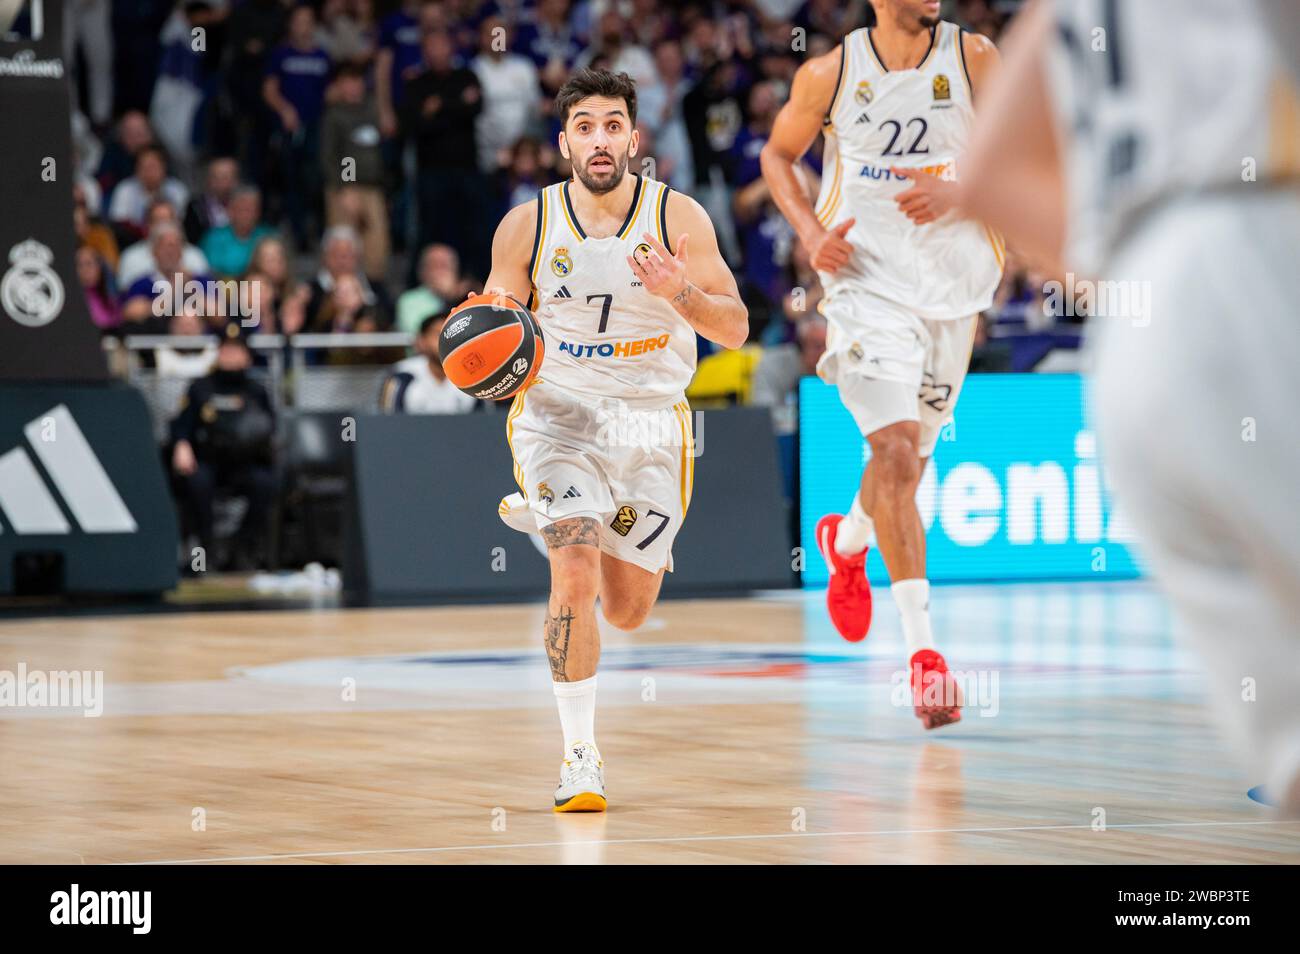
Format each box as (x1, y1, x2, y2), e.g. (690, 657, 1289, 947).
(609, 505, 638, 537)
(932, 74, 951, 101)
(538, 482, 555, 504)
(550, 247, 573, 277)
(854, 80, 873, 106)
(1, 239, 64, 328)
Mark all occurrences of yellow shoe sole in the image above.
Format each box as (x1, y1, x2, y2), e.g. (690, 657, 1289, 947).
(554, 792, 608, 813)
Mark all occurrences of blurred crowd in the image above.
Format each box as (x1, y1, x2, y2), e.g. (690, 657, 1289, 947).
(58, 0, 1078, 568)
(71, 1, 1071, 386)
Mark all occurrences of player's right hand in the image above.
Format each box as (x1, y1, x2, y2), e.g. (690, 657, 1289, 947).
(807, 219, 855, 273)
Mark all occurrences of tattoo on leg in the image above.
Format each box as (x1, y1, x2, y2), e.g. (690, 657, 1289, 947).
(546, 604, 575, 681)
(541, 517, 599, 549)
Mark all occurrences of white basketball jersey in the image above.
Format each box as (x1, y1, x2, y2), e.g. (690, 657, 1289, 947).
(817, 20, 1003, 320)
(527, 174, 696, 404)
(1046, 0, 1300, 275)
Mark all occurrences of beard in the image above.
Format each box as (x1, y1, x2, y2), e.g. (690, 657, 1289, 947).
(573, 149, 629, 195)
(918, 14, 940, 27)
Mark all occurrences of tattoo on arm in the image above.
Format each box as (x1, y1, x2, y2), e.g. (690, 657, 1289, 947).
(672, 282, 693, 307)
(546, 604, 575, 681)
(541, 517, 599, 548)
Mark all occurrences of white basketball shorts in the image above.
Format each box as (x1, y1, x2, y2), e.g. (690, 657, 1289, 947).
(497, 379, 695, 574)
(816, 288, 978, 457)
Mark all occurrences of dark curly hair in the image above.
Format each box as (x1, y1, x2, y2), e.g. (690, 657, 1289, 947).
(555, 69, 638, 128)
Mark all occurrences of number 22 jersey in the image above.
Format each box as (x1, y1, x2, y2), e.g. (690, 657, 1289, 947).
(817, 20, 1003, 320)
(526, 174, 697, 405)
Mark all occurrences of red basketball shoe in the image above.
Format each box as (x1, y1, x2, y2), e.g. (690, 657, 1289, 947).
(909, 649, 962, 729)
(816, 514, 873, 642)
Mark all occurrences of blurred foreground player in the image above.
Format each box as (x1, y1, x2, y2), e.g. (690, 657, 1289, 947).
(959, 0, 1300, 814)
(484, 70, 747, 810)
(760, 0, 1002, 727)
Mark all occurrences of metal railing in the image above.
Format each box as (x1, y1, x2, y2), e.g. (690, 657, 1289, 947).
(103, 332, 416, 438)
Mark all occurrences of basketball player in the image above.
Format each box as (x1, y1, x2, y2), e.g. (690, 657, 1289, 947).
(956, 0, 1300, 816)
(482, 69, 747, 811)
(760, 0, 1002, 727)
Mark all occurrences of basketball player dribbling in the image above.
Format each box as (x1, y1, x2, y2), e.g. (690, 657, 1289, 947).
(483, 70, 747, 811)
(957, 0, 1300, 816)
(761, 0, 1002, 727)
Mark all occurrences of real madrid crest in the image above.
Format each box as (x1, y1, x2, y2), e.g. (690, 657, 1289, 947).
(550, 247, 573, 277)
(932, 73, 951, 101)
(1, 239, 64, 328)
(854, 80, 873, 106)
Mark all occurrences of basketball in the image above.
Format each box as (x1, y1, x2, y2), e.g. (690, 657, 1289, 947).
(438, 293, 545, 401)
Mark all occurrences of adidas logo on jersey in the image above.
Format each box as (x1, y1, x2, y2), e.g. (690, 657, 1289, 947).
(552, 285, 572, 300)
(854, 111, 871, 125)
(562, 486, 582, 499)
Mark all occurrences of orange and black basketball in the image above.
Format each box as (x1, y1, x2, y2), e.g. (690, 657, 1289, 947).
(438, 293, 544, 401)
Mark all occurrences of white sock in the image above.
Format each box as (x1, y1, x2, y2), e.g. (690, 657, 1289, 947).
(835, 494, 874, 556)
(892, 579, 935, 657)
(553, 676, 597, 754)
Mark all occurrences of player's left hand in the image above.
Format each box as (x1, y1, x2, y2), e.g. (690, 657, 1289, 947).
(628, 232, 690, 304)
(891, 166, 959, 226)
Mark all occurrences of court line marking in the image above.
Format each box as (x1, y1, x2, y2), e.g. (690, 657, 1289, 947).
(118, 819, 1300, 865)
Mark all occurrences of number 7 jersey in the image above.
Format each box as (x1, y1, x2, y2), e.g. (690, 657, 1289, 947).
(526, 173, 698, 404)
(817, 20, 1003, 320)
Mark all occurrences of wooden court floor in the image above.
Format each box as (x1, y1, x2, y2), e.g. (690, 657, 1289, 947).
(1, 582, 1297, 864)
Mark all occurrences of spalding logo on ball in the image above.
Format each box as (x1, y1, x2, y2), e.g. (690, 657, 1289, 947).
(438, 293, 545, 401)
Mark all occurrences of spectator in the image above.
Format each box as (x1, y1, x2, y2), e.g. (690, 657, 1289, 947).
(514, 0, 581, 93)
(750, 314, 828, 408)
(374, 0, 426, 142)
(263, 4, 332, 249)
(155, 308, 219, 378)
(119, 200, 211, 288)
(403, 28, 489, 280)
(74, 186, 121, 272)
(638, 39, 695, 191)
(106, 146, 190, 234)
(576, 10, 655, 87)
(121, 222, 215, 328)
(222, 0, 291, 175)
(320, 64, 390, 280)
(184, 157, 239, 244)
(97, 111, 156, 198)
(65, 0, 115, 127)
(77, 246, 121, 333)
(395, 244, 472, 336)
(470, 15, 543, 174)
(307, 226, 389, 330)
(318, 0, 377, 66)
(150, 2, 218, 182)
(201, 188, 275, 278)
(170, 326, 278, 571)
(498, 136, 549, 213)
(381, 313, 478, 414)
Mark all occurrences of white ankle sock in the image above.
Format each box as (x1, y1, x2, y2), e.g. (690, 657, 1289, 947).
(553, 676, 597, 753)
(835, 494, 874, 556)
(892, 579, 935, 657)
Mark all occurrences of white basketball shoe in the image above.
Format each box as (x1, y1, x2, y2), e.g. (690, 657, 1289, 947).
(553, 741, 607, 812)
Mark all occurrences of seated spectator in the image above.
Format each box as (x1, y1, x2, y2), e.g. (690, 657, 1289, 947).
(380, 313, 478, 414)
(106, 145, 190, 235)
(121, 223, 216, 329)
(155, 308, 219, 379)
(74, 185, 120, 272)
(750, 314, 827, 409)
(169, 325, 277, 571)
(77, 246, 121, 333)
(96, 110, 156, 200)
(307, 226, 390, 329)
(396, 244, 472, 336)
(321, 63, 390, 280)
(200, 187, 275, 278)
(183, 157, 239, 244)
(119, 199, 210, 288)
